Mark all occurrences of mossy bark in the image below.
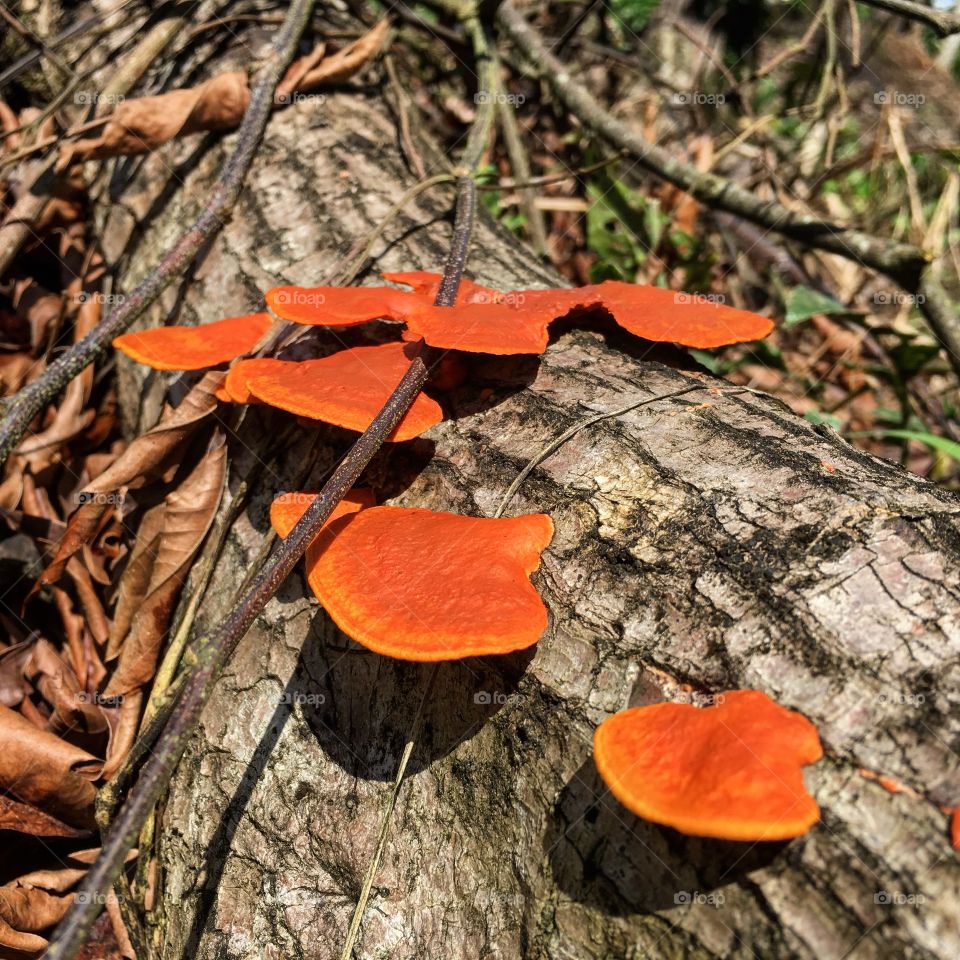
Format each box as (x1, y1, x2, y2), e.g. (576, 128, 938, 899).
(102, 88, 960, 960)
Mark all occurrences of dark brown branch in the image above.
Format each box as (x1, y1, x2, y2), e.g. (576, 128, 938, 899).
(0, 3, 307, 469)
(44, 9, 497, 957)
(857, 0, 960, 37)
(39, 1, 319, 955)
(496, 2, 960, 376)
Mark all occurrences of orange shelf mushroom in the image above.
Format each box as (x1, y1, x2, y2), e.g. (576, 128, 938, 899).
(266, 284, 425, 326)
(259, 271, 773, 354)
(269, 489, 374, 539)
(241, 343, 443, 441)
(113, 313, 272, 370)
(594, 690, 823, 841)
(303, 506, 554, 661)
(951, 808, 960, 852)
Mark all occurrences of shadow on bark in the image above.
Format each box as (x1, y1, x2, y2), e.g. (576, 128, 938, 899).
(545, 758, 787, 915)
(298, 623, 537, 781)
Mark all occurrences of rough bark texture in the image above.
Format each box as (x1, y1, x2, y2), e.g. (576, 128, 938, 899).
(99, 83, 960, 959)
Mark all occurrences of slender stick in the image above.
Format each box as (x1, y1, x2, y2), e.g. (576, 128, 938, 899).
(495, 2, 960, 376)
(52, 173, 479, 960)
(46, 11, 496, 954)
(856, 0, 960, 37)
(39, 4, 318, 958)
(0, 0, 315, 470)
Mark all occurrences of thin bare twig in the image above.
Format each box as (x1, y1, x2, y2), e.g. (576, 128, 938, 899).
(857, 0, 960, 37)
(496, 2, 960, 374)
(46, 5, 498, 956)
(0, 4, 307, 469)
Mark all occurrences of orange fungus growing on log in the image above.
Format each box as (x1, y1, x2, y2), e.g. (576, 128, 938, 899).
(304, 507, 554, 661)
(113, 313, 272, 370)
(242, 343, 443, 441)
(269, 489, 375, 539)
(593, 690, 822, 841)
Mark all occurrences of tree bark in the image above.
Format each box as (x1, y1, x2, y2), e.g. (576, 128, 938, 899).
(100, 87, 960, 959)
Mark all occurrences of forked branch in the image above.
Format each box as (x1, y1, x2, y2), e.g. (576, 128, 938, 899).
(43, 6, 498, 957)
(0, 0, 314, 469)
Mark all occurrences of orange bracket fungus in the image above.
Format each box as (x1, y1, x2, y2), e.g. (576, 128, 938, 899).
(113, 313, 272, 370)
(269, 488, 375, 538)
(302, 507, 554, 661)
(109, 274, 775, 667)
(594, 690, 823, 841)
(260, 271, 774, 354)
(239, 342, 443, 441)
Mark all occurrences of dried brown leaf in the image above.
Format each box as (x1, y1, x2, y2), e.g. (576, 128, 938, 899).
(0, 704, 99, 828)
(34, 371, 224, 593)
(67, 71, 251, 162)
(64, 20, 388, 164)
(278, 19, 389, 95)
(0, 794, 87, 839)
(104, 431, 226, 697)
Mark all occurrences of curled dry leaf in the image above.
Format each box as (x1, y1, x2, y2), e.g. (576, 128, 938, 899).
(305, 507, 554, 660)
(0, 848, 131, 955)
(67, 70, 251, 162)
(113, 313, 272, 370)
(15, 375, 95, 472)
(100, 689, 143, 783)
(64, 19, 389, 164)
(23, 638, 109, 742)
(104, 432, 226, 697)
(0, 704, 100, 829)
(241, 343, 443, 441)
(593, 690, 823, 841)
(277, 18, 390, 95)
(0, 793, 87, 838)
(34, 371, 224, 593)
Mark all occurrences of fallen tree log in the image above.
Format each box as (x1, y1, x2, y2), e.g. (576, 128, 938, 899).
(100, 81, 960, 960)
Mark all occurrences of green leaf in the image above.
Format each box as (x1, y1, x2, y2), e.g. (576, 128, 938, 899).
(889, 339, 939, 376)
(608, 0, 662, 33)
(586, 177, 648, 282)
(784, 287, 854, 328)
(855, 429, 960, 464)
(805, 410, 843, 431)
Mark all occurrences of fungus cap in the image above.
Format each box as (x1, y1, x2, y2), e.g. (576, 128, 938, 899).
(594, 690, 822, 841)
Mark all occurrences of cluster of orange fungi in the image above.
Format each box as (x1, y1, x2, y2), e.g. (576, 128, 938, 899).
(114, 270, 824, 842)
